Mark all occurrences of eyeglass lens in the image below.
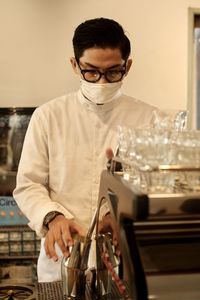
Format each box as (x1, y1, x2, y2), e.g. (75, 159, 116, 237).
(82, 69, 125, 83)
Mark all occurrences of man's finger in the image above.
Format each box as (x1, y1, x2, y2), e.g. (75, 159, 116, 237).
(56, 237, 69, 258)
(61, 224, 74, 247)
(105, 147, 114, 160)
(44, 234, 59, 261)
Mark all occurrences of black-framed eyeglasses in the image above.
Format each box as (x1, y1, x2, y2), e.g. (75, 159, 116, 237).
(77, 61, 127, 83)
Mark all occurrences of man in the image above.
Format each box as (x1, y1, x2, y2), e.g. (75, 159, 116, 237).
(13, 17, 159, 282)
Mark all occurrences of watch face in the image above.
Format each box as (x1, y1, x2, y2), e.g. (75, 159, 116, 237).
(44, 212, 55, 226)
(44, 212, 61, 226)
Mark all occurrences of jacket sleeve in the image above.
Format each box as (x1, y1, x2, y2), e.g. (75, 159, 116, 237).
(13, 108, 74, 237)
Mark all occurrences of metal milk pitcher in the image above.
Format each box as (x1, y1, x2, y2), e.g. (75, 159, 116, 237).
(61, 208, 97, 299)
(61, 234, 88, 299)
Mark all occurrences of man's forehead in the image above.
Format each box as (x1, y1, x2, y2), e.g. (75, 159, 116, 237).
(80, 48, 124, 68)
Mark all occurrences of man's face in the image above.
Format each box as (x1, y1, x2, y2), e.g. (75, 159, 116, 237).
(70, 48, 132, 83)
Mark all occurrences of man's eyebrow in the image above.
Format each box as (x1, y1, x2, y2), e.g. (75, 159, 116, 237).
(80, 62, 123, 69)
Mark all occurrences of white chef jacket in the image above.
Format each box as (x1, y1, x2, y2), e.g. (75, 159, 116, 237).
(13, 89, 158, 282)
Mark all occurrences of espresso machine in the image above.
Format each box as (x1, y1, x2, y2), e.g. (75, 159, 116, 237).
(95, 153, 200, 300)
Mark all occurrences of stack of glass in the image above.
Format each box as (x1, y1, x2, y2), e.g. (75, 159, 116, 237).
(116, 110, 200, 194)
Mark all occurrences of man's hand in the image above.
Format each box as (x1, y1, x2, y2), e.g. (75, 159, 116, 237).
(106, 147, 122, 172)
(106, 148, 114, 170)
(106, 148, 114, 160)
(98, 213, 120, 256)
(44, 215, 86, 261)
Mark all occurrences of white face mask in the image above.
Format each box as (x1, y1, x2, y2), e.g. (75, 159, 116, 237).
(80, 79, 122, 104)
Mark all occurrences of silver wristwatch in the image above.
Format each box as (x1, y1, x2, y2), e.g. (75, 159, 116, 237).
(43, 211, 63, 229)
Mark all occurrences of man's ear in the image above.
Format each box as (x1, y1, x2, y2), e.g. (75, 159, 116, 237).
(125, 58, 132, 75)
(70, 57, 79, 74)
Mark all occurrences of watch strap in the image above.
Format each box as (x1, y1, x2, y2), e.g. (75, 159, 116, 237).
(43, 211, 63, 229)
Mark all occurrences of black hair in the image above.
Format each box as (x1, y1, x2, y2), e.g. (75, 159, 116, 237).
(72, 18, 131, 61)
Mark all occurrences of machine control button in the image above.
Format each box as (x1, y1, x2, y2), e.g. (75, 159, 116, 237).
(0, 211, 6, 217)
(9, 211, 15, 217)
